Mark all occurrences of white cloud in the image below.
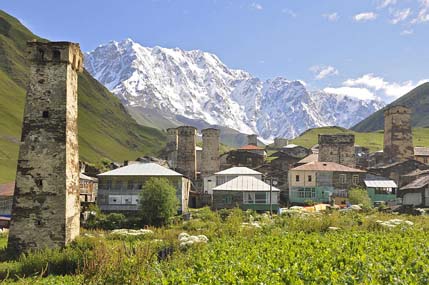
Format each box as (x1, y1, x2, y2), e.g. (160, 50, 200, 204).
(390, 8, 412, 24)
(400, 29, 414, 35)
(323, 12, 339, 22)
(354, 12, 378, 22)
(324, 87, 376, 100)
(250, 2, 263, 11)
(310, 65, 339, 80)
(282, 9, 297, 18)
(378, 0, 397, 9)
(411, 0, 429, 23)
(343, 74, 428, 99)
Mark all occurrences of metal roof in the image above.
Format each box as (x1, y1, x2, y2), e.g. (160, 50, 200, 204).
(291, 161, 365, 173)
(215, 167, 262, 176)
(297, 153, 319, 164)
(98, 162, 182, 177)
(80, 173, 98, 182)
(364, 180, 397, 188)
(400, 175, 429, 190)
(213, 176, 280, 192)
(414, 147, 429, 156)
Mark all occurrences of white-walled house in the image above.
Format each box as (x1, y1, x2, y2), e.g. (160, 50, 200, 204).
(203, 167, 263, 194)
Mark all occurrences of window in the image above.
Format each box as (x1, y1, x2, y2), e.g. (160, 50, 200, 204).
(295, 175, 300, 182)
(42, 111, 49, 118)
(339, 174, 347, 184)
(296, 188, 315, 198)
(308, 175, 312, 182)
(127, 180, 134, 190)
(106, 180, 112, 190)
(224, 194, 233, 205)
(352, 175, 359, 185)
(424, 157, 428, 164)
(115, 181, 123, 190)
(243, 192, 268, 204)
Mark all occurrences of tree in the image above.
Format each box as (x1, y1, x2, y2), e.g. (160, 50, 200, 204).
(139, 177, 178, 226)
(348, 187, 373, 210)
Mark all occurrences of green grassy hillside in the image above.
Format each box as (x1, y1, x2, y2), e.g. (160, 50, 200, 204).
(0, 10, 166, 183)
(291, 126, 429, 151)
(352, 83, 429, 132)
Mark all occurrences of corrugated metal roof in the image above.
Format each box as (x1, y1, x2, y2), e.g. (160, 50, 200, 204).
(364, 180, 397, 188)
(98, 162, 182, 177)
(215, 167, 262, 175)
(291, 161, 365, 173)
(401, 175, 429, 190)
(414, 147, 429, 156)
(213, 176, 280, 192)
(0, 182, 14, 197)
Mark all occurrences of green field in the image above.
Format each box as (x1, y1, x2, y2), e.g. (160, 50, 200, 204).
(0, 209, 428, 284)
(291, 126, 429, 152)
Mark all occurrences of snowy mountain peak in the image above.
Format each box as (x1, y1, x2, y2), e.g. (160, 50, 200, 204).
(85, 39, 384, 140)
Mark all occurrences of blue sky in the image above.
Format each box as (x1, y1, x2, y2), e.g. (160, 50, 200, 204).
(2, 0, 428, 102)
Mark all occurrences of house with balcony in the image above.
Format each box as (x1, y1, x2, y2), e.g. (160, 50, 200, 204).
(97, 162, 190, 214)
(288, 161, 366, 204)
(204, 167, 263, 195)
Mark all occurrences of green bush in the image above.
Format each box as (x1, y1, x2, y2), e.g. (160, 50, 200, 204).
(140, 178, 178, 226)
(348, 187, 373, 210)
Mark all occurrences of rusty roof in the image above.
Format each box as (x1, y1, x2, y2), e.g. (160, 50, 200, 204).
(0, 182, 15, 197)
(297, 153, 319, 164)
(291, 161, 365, 173)
(414, 147, 429, 156)
(239, 145, 264, 150)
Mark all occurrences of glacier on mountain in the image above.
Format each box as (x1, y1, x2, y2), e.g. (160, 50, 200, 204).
(85, 38, 384, 140)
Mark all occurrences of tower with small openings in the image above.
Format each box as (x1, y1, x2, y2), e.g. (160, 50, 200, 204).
(7, 41, 83, 255)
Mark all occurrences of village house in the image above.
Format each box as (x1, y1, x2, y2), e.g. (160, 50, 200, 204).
(79, 173, 98, 204)
(363, 174, 398, 204)
(414, 147, 429, 165)
(288, 161, 366, 204)
(212, 175, 280, 211)
(0, 182, 14, 217)
(399, 176, 429, 207)
(204, 166, 263, 194)
(220, 150, 265, 170)
(97, 162, 190, 214)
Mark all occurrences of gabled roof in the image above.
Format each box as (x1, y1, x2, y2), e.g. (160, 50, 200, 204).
(80, 173, 98, 182)
(213, 176, 280, 192)
(239, 145, 264, 150)
(98, 162, 182, 177)
(297, 154, 319, 164)
(282, 144, 298, 148)
(400, 175, 429, 190)
(215, 167, 262, 176)
(364, 180, 397, 188)
(414, 147, 429, 156)
(290, 161, 365, 173)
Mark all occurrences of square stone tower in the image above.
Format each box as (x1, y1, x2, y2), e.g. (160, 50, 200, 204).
(247, 134, 258, 146)
(201, 128, 220, 177)
(7, 41, 83, 255)
(383, 105, 414, 163)
(318, 134, 356, 168)
(166, 128, 178, 169)
(176, 126, 197, 180)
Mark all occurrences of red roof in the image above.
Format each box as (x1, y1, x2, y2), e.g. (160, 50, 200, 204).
(0, 182, 15, 197)
(291, 161, 365, 173)
(239, 145, 264, 150)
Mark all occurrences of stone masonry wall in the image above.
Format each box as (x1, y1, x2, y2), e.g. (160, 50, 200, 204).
(318, 134, 356, 168)
(176, 126, 197, 180)
(201, 128, 220, 177)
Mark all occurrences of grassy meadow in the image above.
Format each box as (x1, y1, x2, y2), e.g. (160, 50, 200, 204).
(0, 209, 428, 284)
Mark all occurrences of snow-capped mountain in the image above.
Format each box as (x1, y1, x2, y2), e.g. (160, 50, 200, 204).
(85, 39, 384, 141)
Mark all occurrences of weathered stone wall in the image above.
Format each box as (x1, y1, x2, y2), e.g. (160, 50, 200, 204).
(7, 42, 82, 255)
(247, 134, 258, 146)
(318, 134, 356, 167)
(166, 128, 178, 168)
(176, 126, 197, 180)
(273, 138, 288, 148)
(201, 128, 220, 177)
(383, 105, 414, 163)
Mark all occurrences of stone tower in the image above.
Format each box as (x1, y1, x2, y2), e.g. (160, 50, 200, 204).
(383, 105, 414, 163)
(318, 134, 356, 167)
(274, 138, 288, 148)
(166, 128, 178, 168)
(201, 128, 220, 177)
(248, 134, 258, 146)
(176, 126, 197, 180)
(8, 42, 83, 255)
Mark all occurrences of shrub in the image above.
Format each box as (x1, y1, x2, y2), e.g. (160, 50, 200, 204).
(348, 187, 373, 210)
(140, 178, 178, 226)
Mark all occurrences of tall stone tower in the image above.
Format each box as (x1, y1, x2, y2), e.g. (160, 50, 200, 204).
(318, 134, 356, 167)
(176, 126, 197, 180)
(166, 128, 178, 168)
(247, 134, 258, 146)
(8, 42, 83, 254)
(201, 128, 220, 177)
(383, 105, 414, 163)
